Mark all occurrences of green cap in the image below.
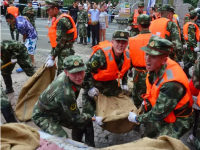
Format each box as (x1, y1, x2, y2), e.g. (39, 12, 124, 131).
(188, 6, 195, 11)
(155, 3, 162, 8)
(64, 55, 86, 73)
(138, 1, 144, 7)
(161, 4, 174, 13)
(27, 0, 32, 3)
(141, 36, 173, 55)
(189, 10, 197, 18)
(43, 0, 59, 10)
(112, 30, 129, 41)
(137, 14, 150, 25)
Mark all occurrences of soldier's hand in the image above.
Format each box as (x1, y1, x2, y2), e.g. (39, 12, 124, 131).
(127, 26, 132, 30)
(11, 59, 17, 64)
(183, 44, 187, 50)
(47, 21, 50, 25)
(85, 24, 88, 27)
(93, 116, 104, 126)
(121, 85, 129, 91)
(45, 58, 55, 68)
(128, 112, 138, 123)
(194, 47, 200, 52)
(88, 87, 99, 98)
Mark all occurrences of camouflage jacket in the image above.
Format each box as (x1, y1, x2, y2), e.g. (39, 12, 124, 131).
(82, 48, 128, 92)
(1, 40, 28, 61)
(22, 6, 36, 19)
(51, 12, 75, 58)
(37, 72, 92, 127)
(77, 10, 88, 23)
(186, 20, 197, 48)
(184, 15, 190, 24)
(192, 56, 200, 89)
(137, 63, 188, 123)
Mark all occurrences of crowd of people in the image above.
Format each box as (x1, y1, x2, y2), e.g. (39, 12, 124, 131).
(1, 0, 200, 150)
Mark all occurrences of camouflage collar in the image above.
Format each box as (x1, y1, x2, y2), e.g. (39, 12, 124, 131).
(140, 29, 151, 34)
(56, 11, 63, 19)
(150, 63, 167, 83)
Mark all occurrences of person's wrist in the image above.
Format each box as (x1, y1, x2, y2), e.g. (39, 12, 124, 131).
(51, 56, 55, 60)
(135, 116, 138, 123)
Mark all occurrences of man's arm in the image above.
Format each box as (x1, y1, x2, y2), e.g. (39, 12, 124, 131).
(22, 34, 27, 42)
(137, 81, 186, 123)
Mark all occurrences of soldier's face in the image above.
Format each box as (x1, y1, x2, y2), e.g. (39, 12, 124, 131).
(28, 2, 32, 7)
(145, 53, 167, 73)
(67, 71, 85, 85)
(112, 40, 128, 57)
(78, 6, 83, 10)
(47, 7, 57, 17)
(138, 6, 144, 13)
(168, 12, 173, 20)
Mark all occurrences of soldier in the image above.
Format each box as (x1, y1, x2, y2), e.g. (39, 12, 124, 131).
(22, 0, 37, 30)
(77, 3, 88, 45)
(183, 10, 199, 78)
(6, 13, 38, 70)
(6, 1, 19, 41)
(32, 55, 97, 145)
(154, 3, 162, 19)
(128, 1, 146, 37)
(184, 6, 194, 24)
(149, 4, 183, 63)
(1, 40, 35, 94)
(81, 30, 130, 146)
(128, 36, 194, 139)
(129, 14, 153, 108)
(1, 86, 17, 122)
(44, 0, 77, 76)
(187, 56, 200, 149)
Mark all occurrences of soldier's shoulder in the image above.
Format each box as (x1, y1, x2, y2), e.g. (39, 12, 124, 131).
(59, 16, 71, 24)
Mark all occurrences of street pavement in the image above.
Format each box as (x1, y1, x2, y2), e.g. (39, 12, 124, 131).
(0, 17, 196, 149)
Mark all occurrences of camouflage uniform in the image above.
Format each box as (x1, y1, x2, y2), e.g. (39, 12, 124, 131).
(44, 0, 75, 76)
(129, 14, 150, 108)
(159, 5, 183, 61)
(32, 56, 92, 140)
(183, 11, 198, 67)
(189, 56, 200, 149)
(184, 6, 195, 24)
(128, 2, 145, 37)
(22, 5, 37, 29)
(136, 36, 194, 139)
(77, 9, 88, 38)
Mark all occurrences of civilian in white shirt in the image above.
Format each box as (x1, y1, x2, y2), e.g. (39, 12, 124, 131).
(99, 4, 108, 42)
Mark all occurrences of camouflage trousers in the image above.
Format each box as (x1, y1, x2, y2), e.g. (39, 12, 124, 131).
(78, 23, 87, 38)
(56, 47, 75, 76)
(1, 86, 11, 109)
(30, 19, 36, 29)
(129, 28, 140, 37)
(82, 80, 123, 116)
(142, 113, 194, 139)
(193, 109, 200, 149)
(1, 54, 35, 77)
(183, 47, 197, 65)
(32, 101, 85, 138)
(132, 67, 147, 108)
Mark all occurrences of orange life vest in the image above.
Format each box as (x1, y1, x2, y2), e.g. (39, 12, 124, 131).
(172, 15, 181, 40)
(132, 9, 147, 28)
(183, 22, 200, 42)
(7, 6, 19, 17)
(143, 58, 193, 123)
(189, 78, 200, 106)
(185, 14, 190, 17)
(91, 41, 130, 82)
(48, 13, 77, 48)
(129, 33, 153, 67)
(149, 18, 170, 38)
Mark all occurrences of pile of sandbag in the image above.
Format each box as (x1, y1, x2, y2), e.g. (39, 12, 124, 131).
(95, 93, 138, 134)
(15, 65, 56, 121)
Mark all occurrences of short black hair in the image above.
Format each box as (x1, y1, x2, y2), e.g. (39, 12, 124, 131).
(190, 15, 196, 19)
(5, 13, 15, 19)
(151, 7, 155, 11)
(140, 24, 150, 28)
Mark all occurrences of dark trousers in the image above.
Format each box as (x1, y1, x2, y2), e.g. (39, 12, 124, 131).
(87, 25, 91, 38)
(193, 109, 200, 137)
(91, 23, 100, 47)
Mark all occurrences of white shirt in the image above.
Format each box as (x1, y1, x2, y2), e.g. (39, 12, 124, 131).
(99, 11, 107, 23)
(32, 1, 39, 9)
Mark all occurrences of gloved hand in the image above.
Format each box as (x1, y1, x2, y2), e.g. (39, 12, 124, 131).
(47, 21, 50, 25)
(127, 26, 132, 30)
(45, 58, 54, 67)
(88, 87, 99, 98)
(194, 47, 199, 52)
(121, 85, 129, 91)
(46, 55, 52, 61)
(11, 59, 17, 64)
(128, 112, 138, 123)
(85, 24, 88, 27)
(93, 116, 104, 126)
(178, 61, 184, 69)
(183, 44, 187, 49)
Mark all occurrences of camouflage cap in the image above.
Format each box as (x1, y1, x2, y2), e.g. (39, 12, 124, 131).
(188, 6, 195, 11)
(157, 7, 161, 12)
(43, 0, 59, 10)
(64, 55, 86, 73)
(155, 3, 162, 8)
(189, 10, 197, 18)
(141, 36, 173, 55)
(27, 0, 32, 3)
(112, 30, 129, 41)
(138, 1, 144, 7)
(137, 14, 150, 25)
(161, 4, 174, 13)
